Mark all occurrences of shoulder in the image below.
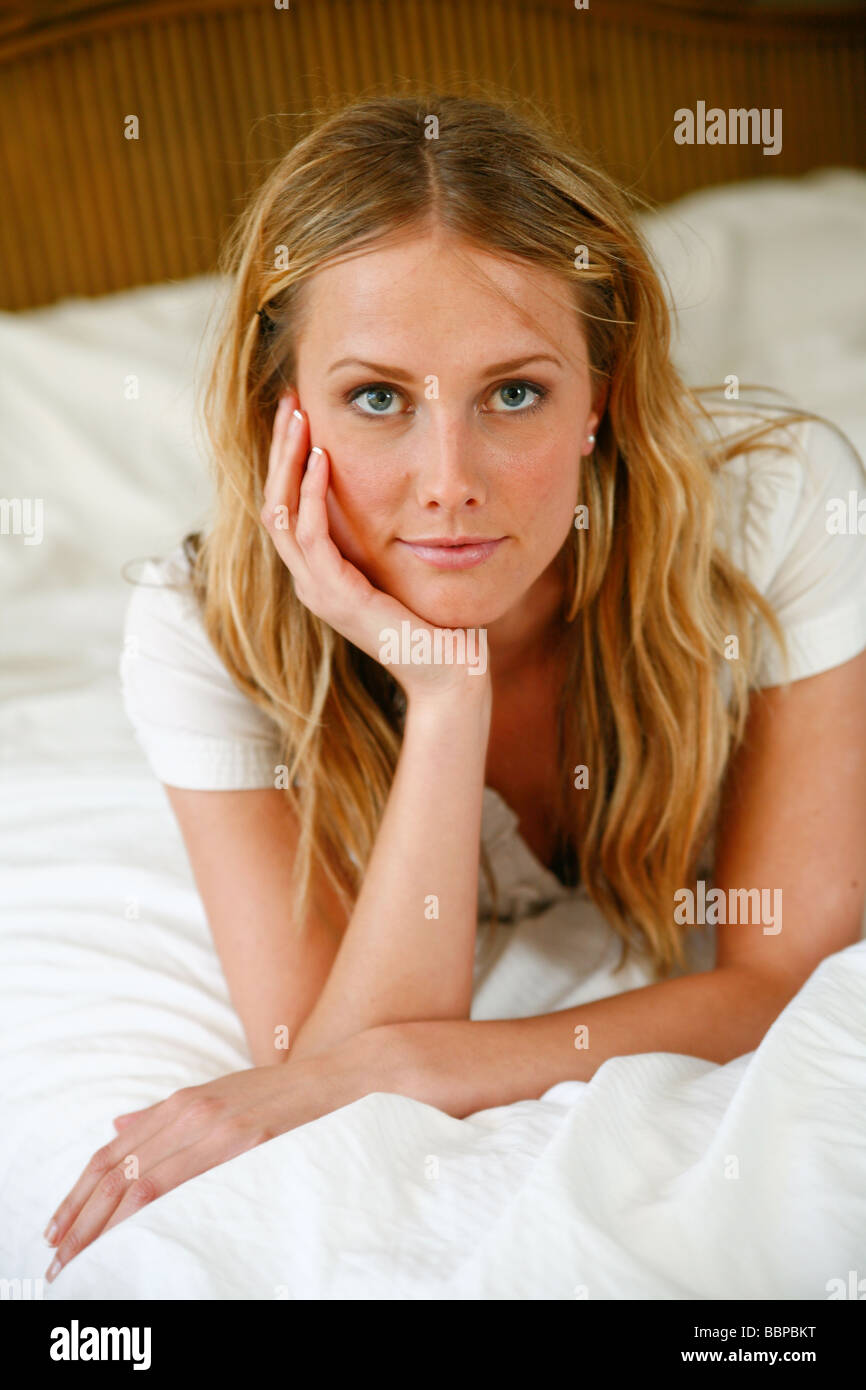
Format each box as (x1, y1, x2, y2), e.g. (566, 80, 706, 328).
(119, 540, 284, 788)
(702, 400, 812, 590)
(120, 540, 228, 695)
(122, 540, 206, 648)
(701, 398, 866, 686)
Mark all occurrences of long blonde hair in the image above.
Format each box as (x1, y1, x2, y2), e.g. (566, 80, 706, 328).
(176, 89, 845, 979)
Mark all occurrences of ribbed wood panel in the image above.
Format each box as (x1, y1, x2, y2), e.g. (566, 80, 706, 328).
(1, 0, 863, 308)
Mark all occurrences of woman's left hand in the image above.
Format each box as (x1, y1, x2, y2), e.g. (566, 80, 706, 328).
(42, 1032, 387, 1283)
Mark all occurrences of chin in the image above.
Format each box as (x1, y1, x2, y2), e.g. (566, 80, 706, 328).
(396, 585, 507, 631)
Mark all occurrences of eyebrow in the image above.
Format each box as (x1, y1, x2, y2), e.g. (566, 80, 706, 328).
(326, 353, 564, 382)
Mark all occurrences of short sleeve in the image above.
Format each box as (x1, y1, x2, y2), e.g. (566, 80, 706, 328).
(119, 544, 285, 789)
(712, 414, 866, 688)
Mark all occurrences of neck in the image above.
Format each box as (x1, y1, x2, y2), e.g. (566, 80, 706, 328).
(486, 554, 570, 687)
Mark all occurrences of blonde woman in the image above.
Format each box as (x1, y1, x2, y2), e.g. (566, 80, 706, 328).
(44, 92, 866, 1281)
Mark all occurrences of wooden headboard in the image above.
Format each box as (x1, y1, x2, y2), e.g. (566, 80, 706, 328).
(1, 0, 863, 309)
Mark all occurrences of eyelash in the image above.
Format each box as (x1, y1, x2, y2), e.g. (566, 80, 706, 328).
(343, 379, 550, 420)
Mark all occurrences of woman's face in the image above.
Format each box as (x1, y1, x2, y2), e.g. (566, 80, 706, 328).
(291, 227, 601, 635)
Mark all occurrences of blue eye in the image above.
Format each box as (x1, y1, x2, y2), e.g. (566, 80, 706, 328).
(488, 381, 548, 414)
(347, 385, 403, 416)
(344, 378, 549, 420)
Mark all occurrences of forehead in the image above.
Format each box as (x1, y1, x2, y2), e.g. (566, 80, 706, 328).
(296, 229, 586, 366)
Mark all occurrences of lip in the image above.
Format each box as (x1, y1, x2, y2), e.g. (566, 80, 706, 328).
(397, 537, 506, 569)
(401, 535, 501, 547)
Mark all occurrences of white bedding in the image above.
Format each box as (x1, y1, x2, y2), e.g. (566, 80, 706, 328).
(1, 169, 865, 1300)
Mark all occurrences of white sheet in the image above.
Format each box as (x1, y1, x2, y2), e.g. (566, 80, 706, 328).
(2, 169, 865, 1299)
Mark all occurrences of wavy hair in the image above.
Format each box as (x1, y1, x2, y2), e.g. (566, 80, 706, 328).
(172, 88, 842, 980)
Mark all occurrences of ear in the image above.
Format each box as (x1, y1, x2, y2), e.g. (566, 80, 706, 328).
(588, 383, 609, 435)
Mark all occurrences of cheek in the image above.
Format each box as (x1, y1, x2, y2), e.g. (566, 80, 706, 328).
(508, 445, 579, 538)
(324, 457, 398, 567)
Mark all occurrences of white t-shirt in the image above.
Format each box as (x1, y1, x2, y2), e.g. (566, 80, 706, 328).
(119, 409, 866, 911)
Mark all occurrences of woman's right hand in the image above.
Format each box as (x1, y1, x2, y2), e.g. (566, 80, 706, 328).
(259, 388, 491, 708)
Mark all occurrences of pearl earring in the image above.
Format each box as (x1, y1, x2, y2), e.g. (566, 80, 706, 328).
(587, 433, 596, 445)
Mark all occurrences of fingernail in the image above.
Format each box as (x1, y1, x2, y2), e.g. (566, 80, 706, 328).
(292, 408, 304, 424)
(46, 1257, 62, 1283)
(44, 1220, 57, 1244)
(307, 447, 323, 469)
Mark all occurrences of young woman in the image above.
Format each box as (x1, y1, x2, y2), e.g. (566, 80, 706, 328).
(44, 92, 866, 1280)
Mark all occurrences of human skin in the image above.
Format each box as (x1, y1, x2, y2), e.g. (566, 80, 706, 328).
(290, 222, 602, 683)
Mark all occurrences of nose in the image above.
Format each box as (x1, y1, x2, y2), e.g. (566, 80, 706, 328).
(412, 412, 486, 511)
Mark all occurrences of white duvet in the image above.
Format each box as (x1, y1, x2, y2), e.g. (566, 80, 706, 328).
(1, 170, 865, 1300)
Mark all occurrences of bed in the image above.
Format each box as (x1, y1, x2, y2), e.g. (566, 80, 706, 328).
(2, 166, 865, 1299)
(2, 0, 865, 1301)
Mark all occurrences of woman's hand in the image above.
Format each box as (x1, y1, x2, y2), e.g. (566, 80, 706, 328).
(41, 1032, 392, 1284)
(259, 388, 491, 706)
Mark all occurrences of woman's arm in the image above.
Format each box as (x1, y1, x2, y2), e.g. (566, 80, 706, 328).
(163, 785, 350, 1068)
(359, 648, 866, 1115)
(289, 682, 492, 1060)
(363, 965, 802, 1117)
(44, 649, 862, 1277)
